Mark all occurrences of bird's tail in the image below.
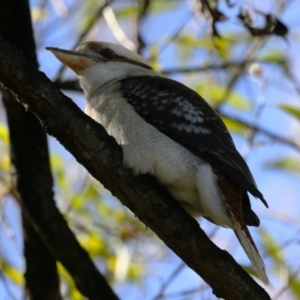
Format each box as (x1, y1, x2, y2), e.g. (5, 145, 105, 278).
(234, 223, 269, 285)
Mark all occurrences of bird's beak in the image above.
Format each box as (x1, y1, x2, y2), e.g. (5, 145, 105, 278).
(46, 47, 94, 75)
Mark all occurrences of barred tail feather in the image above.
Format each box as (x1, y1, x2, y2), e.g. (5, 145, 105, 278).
(235, 225, 269, 285)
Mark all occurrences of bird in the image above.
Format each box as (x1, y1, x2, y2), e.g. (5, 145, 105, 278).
(47, 41, 269, 284)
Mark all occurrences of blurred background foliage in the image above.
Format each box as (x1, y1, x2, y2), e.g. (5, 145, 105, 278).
(1, 0, 300, 299)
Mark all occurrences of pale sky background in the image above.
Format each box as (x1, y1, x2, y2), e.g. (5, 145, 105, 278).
(1, 0, 300, 299)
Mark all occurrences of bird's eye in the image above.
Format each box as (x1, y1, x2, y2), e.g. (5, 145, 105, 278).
(99, 48, 116, 59)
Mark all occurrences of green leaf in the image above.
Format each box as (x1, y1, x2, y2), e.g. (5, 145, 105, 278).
(0, 259, 24, 285)
(78, 234, 106, 257)
(113, 7, 137, 19)
(79, 0, 103, 32)
(264, 156, 300, 175)
(114, 1, 178, 19)
(58, 263, 85, 299)
(173, 35, 206, 65)
(150, 1, 179, 12)
(175, 35, 213, 50)
(279, 104, 300, 121)
(149, 44, 161, 70)
(241, 264, 259, 278)
(289, 272, 300, 299)
(31, 7, 48, 22)
(259, 50, 286, 63)
(226, 89, 252, 111)
(0, 123, 9, 145)
(194, 82, 252, 111)
(50, 153, 72, 198)
(261, 230, 283, 264)
(212, 36, 233, 60)
(221, 116, 248, 134)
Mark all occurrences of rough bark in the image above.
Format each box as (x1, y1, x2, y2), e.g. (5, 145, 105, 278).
(0, 1, 118, 299)
(0, 35, 271, 300)
(0, 0, 61, 299)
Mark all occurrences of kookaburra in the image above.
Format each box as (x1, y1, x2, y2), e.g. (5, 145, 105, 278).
(47, 41, 269, 284)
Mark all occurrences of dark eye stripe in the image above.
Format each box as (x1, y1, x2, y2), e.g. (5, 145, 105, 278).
(97, 47, 152, 70)
(99, 48, 116, 59)
(115, 56, 152, 70)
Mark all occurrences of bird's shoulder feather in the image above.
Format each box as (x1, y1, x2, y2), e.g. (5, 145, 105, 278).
(118, 75, 267, 207)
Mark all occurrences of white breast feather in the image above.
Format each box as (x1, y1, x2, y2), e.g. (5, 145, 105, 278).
(85, 81, 232, 226)
(196, 164, 233, 227)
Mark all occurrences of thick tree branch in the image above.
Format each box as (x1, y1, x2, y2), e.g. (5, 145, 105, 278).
(0, 3, 118, 298)
(0, 35, 270, 300)
(3, 91, 118, 300)
(0, 0, 61, 299)
(3, 89, 62, 300)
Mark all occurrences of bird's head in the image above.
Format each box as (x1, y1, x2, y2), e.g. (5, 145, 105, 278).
(47, 41, 153, 97)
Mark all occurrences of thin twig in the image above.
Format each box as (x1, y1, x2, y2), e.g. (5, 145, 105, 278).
(263, 228, 300, 258)
(273, 262, 300, 300)
(215, 37, 266, 111)
(136, 0, 150, 54)
(153, 10, 194, 58)
(242, 68, 276, 158)
(219, 111, 300, 152)
(103, 5, 135, 50)
(152, 263, 186, 300)
(54, 0, 115, 82)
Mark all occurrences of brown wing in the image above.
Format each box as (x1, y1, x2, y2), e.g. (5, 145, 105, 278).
(213, 168, 268, 283)
(119, 76, 268, 208)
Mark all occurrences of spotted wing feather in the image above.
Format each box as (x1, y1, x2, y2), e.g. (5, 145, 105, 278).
(119, 76, 267, 208)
